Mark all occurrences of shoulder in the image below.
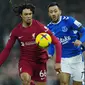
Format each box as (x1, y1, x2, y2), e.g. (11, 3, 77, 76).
(62, 16, 79, 26)
(11, 23, 21, 34)
(33, 19, 46, 29)
(33, 19, 44, 25)
(47, 16, 74, 26)
(62, 16, 75, 21)
(47, 22, 51, 28)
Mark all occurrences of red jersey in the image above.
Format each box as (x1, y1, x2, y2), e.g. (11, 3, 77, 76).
(0, 19, 61, 66)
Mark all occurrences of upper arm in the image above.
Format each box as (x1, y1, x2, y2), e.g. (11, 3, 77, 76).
(68, 17, 85, 34)
(67, 16, 82, 31)
(5, 30, 16, 50)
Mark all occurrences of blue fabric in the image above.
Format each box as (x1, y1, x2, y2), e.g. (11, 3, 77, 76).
(47, 16, 85, 58)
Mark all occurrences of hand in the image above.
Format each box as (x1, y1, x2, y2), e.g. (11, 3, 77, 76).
(72, 40, 82, 46)
(54, 63, 61, 74)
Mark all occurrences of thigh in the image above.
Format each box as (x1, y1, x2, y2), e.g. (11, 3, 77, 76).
(73, 81, 82, 85)
(36, 82, 46, 85)
(19, 60, 33, 77)
(32, 63, 47, 82)
(71, 62, 84, 82)
(60, 72, 70, 83)
(61, 58, 71, 74)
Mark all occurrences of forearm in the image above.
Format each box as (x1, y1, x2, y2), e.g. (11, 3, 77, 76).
(55, 42, 62, 63)
(0, 37, 16, 66)
(79, 27, 85, 43)
(51, 35, 62, 63)
(0, 48, 11, 66)
(80, 32, 85, 43)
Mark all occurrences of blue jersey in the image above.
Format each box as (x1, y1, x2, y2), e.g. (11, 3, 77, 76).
(47, 16, 85, 58)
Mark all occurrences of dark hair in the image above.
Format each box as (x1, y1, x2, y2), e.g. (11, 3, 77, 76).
(13, 3, 35, 15)
(48, 2, 60, 9)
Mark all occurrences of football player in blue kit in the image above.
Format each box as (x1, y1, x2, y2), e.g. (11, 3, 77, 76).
(47, 2, 85, 85)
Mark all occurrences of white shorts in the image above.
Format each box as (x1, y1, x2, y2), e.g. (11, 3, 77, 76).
(61, 54, 84, 81)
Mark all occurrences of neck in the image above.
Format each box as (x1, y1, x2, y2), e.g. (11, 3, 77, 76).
(52, 19, 59, 23)
(52, 16, 61, 24)
(22, 21, 32, 28)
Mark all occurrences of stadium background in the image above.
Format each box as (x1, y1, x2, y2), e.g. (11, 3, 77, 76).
(0, 0, 85, 85)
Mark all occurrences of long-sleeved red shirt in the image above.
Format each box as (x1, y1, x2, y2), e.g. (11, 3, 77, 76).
(0, 19, 62, 66)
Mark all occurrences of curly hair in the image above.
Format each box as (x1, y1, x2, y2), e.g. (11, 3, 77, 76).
(13, 3, 35, 15)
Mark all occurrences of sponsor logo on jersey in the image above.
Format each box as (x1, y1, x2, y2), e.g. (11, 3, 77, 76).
(59, 36, 71, 45)
(21, 41, 36, 46)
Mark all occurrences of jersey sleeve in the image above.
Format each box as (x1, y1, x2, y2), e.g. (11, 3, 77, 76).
(67, 16, 82, 29)
(68, 16, 85, 43)
(37, 21, 62, 63)
(0, 29, 16, 66)
(47, 24, 55, 57)
(47, 44, 55, 56)
(79, 27, 85, 43)
(50, 33, 62, 63)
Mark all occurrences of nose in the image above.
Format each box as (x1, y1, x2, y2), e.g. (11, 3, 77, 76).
(27, 15, 31, 18)
(52, 12, 56, 16)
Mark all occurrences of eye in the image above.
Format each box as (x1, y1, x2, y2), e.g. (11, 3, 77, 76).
(54, 10, 58, 13)
(29, 13, 32, 15)
(24, 13, 28, 15)
(49, 11, 53, 13)
(24, 13, 32, 16)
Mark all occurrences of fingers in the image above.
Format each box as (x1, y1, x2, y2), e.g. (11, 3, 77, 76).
(56, 72, 59, 75)
(55, 68, 61, 74)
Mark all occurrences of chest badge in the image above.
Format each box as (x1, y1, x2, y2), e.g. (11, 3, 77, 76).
(62, 26, 68, 32)
(32, 33, 36, 39)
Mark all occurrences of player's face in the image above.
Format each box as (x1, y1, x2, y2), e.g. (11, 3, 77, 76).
(20, 8, 33, 25)
(48, 6, 61, 22)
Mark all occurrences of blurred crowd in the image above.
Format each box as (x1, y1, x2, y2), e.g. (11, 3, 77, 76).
(0, 0, 85, 85)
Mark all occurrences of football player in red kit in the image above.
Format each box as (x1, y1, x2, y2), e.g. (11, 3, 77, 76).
(0, 3, 62, 85)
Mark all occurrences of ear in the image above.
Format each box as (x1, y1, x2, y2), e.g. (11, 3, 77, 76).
(20, 14, 22, 18)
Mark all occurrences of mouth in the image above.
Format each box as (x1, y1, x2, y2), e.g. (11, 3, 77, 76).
(27, 19, 31, 22)
(27, 18, 31, 20)
(52, 17, 57, 20)
(52, 15, 56, 18)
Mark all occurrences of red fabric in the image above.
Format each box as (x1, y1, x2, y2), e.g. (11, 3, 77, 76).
(30, 81, 35, 85)
(51, 35, 62, 63)
(19, 60, 47, 82)
(0, 19, 61, 66)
